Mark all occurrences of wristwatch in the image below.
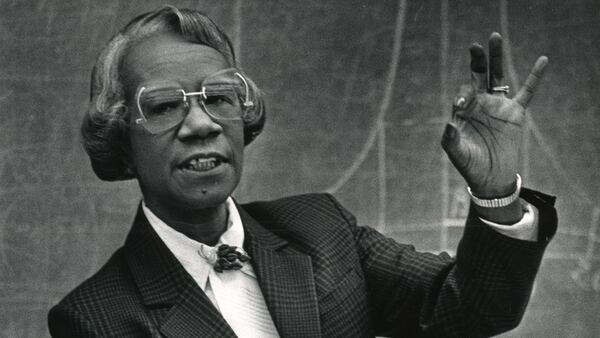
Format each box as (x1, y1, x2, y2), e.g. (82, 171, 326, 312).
(467, 174, 522, 208)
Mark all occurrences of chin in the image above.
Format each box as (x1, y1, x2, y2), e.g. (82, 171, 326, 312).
(175, 184, 236, 210)
(192, 191, 230, 208)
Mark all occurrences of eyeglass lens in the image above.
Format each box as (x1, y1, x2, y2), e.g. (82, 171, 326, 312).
(136, 68, 244, 133)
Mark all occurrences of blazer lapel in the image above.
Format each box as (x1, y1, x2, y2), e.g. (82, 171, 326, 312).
(239, 205, 322, 337)
(124, 206, 236, 337)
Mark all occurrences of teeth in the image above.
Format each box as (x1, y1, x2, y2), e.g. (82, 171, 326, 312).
(184, 157, 221, 171)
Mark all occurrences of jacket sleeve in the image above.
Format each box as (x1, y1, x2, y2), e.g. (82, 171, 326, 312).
(328, 188, 557, 337)
(48, 304, 100, 338)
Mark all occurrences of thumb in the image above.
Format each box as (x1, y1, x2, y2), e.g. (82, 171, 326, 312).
(441, 123, 459, 151)
(441, 123, 467, 170)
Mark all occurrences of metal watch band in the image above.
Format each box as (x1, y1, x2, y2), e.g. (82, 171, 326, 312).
(467, 174, 522, 208)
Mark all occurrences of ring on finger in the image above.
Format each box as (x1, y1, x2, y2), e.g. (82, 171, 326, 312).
(490, 85, 510, 94)
(454, 96, 467, 109)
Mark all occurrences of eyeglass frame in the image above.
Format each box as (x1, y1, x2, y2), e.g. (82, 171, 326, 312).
(134, 69, 255, 132)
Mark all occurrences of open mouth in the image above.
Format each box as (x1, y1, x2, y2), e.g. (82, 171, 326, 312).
(179, 155, 227, 173)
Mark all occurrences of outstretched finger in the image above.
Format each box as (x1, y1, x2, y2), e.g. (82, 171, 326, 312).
(514, 56, 548, 107)
(470, 43, 487, 91)
(488, 32, 505, 93)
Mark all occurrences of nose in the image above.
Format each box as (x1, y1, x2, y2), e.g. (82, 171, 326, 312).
(176, 98, 223, 140)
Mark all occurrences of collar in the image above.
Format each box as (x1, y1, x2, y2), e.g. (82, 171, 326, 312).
(142, 197, 253, 291)
(126, 198, 320, 337)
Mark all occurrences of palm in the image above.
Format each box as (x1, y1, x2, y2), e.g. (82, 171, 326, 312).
(453, 94, 524, 194)
(442, 33, 547, 198)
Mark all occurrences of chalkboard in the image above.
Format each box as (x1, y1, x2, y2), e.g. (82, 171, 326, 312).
(1, 0, 599, 336)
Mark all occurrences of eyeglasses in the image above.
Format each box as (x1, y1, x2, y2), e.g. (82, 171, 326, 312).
(134, 68, 254, 134)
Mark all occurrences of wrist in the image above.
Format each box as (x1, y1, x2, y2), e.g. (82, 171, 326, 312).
(468, 173, 524, 224)
(474, 198, 525, 225)
(469, 174, 520, 199)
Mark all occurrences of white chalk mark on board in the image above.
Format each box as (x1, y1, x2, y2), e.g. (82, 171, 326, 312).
(377, 116, 387, 231)
(0, 199, 18, 277)
(439, 0, 451, 252)
(570, 208, 600, 291)
(499, 0, 530, 181)
(36, 0, 48, 13)
(325, 0, 408, 227)
(232, 0, 243, 63)
(501, 0, 595, 206)
(501, 0, 600, 292)
(0, 90, 13, 102)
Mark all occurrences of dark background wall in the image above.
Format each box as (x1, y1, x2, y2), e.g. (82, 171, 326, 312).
(1, 0, 599, 336)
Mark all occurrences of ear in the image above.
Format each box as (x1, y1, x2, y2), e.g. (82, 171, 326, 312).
(117, 120, 138, 179)
(120, 137, 137, 178)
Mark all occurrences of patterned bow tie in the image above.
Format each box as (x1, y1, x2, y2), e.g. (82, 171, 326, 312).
(200, 244, 251, 273)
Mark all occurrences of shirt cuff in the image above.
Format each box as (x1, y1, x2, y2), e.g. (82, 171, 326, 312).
(480, 201, 539, 241)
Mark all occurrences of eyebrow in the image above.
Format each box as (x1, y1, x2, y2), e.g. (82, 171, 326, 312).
(137, 81, 183, 92)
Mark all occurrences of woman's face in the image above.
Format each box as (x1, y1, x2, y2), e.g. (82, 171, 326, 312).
(121, 33, 244, 223)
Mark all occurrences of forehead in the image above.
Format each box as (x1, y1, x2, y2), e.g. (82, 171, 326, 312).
(121, 32, 229, 91)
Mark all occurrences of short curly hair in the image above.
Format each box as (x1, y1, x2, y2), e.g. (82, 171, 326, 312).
(82, 6, 266, 181)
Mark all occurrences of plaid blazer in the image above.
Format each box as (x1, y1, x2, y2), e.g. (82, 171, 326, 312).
(48, 189, 556, 337)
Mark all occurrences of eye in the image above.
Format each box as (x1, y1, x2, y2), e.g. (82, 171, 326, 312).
(148, 100, 183, 116)
(139, 88, 186, 118)
(204, 93, 235, 106)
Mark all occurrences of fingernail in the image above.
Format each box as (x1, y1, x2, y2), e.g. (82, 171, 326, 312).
(444, 124, 456, 139)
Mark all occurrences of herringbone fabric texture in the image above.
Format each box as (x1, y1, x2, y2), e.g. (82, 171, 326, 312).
(49, 189, 556, 337)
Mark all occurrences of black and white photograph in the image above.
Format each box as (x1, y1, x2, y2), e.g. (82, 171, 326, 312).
(0, 1, 598, 337)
